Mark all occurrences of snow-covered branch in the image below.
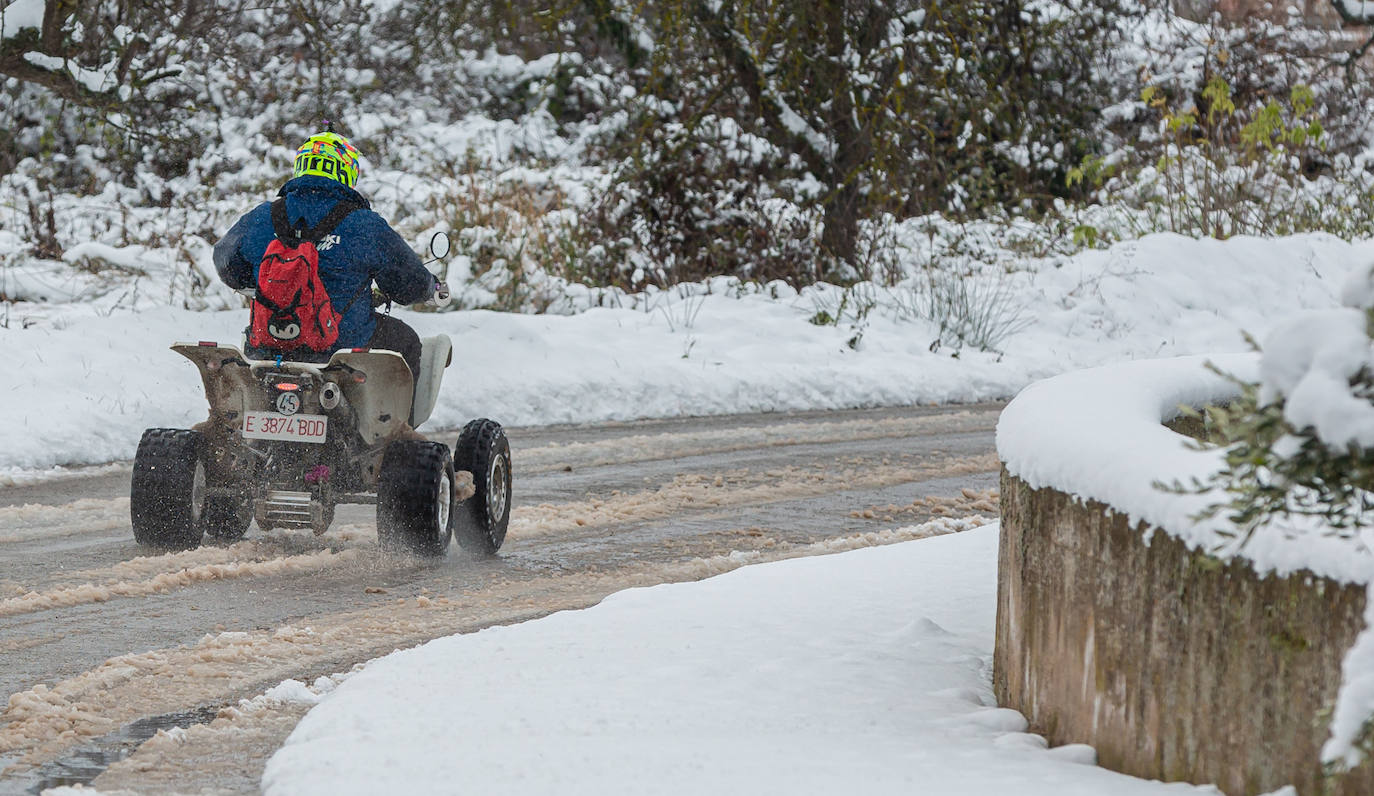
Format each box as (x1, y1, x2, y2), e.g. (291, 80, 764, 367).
(0, 0, 42, 41)
(1331, 0, 1374, 23)
(0, 0, 185, 112)
(689, 0, 834, 177)
(0, 50, 124, 111)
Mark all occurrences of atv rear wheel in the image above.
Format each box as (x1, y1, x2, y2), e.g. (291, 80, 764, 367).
(377, 440, 455, 556)
(203, 491, 253, 542)
(453, 419, 511, 555)
(130, 428, 207, 551)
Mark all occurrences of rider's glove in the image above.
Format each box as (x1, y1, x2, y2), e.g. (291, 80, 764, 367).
(429, 281, 451, 308)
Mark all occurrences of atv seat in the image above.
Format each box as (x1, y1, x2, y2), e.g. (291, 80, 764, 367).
(243, 342, 332, 364)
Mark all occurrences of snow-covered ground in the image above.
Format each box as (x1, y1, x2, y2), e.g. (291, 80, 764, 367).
(258, 523, 1217, 795)
(9, 221, 1370, 794)
(239, 230, 1370, 795)
(0, 231, 1366, 476)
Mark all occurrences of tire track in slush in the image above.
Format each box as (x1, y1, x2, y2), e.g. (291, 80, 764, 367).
(509, 452, 998, 537)
(0, 549, 363, 618)
(0, 499, 131, 544)
(0, 452, 995, 620)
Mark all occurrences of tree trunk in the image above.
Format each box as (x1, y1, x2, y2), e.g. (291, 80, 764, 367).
(821, 180, 861, 273)
(816, 0, 863, 272)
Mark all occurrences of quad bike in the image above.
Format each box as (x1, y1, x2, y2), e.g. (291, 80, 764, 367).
(129, 238, 511, 557)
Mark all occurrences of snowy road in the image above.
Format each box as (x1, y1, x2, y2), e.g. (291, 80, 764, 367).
(0, 404, 1000, 794)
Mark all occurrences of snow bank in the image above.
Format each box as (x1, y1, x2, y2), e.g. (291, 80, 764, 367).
(0, 232, 1365, 473)
(263, 524, 1213, 795)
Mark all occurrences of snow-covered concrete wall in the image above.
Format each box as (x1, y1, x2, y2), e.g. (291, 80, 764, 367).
(995, 471, 1371, 794)
(994, 357, 1374, 793)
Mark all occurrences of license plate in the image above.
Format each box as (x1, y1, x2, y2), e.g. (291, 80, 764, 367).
(242, 412, 328, 443)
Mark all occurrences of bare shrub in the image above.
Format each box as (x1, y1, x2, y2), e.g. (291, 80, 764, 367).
(895, 269, 1031, 355)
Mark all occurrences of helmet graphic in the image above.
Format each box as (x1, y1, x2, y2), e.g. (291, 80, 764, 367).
(293, 132, 361, 187)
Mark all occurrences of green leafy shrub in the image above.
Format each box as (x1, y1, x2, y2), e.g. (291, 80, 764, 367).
(1175, 311, 1374, 545)
(1179, 374, 1374, 544)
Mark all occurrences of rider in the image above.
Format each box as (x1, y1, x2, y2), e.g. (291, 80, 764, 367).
(212, 128, 439, 385)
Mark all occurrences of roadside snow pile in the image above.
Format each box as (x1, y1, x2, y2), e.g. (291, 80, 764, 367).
(0, 232, 1366, 473)
(261, 677, 340, 707)
(262, 523, 1214, 795)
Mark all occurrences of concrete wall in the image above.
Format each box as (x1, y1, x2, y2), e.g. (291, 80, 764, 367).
(995, 469, 1373, 795)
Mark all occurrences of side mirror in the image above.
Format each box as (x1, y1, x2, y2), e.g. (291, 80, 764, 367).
(429, 231, 451, 261)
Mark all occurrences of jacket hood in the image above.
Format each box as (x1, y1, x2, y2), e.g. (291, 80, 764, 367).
(278, 175, 372, 209)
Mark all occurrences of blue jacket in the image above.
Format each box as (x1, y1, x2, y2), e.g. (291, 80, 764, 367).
(213, 176, 434, 349)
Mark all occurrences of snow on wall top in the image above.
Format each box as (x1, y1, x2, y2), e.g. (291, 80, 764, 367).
(996, 353, 1374, 585)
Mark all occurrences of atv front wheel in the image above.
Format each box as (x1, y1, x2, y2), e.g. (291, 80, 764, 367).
(130, 429, 207, 550)
(452, 418, 511, 555)
(377, 440, 455, 556)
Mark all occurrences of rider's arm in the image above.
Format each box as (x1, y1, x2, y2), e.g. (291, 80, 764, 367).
(369, 215, 435, 305)
(212, 204, 270, 290)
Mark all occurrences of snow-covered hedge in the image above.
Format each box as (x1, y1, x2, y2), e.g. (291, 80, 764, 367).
(6, 4, 1374, 298)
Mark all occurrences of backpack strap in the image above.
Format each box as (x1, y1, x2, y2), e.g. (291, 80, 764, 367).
(269, 198, 298, 244)
(269, 198, 361, 245)
(338, 280, 376, 319)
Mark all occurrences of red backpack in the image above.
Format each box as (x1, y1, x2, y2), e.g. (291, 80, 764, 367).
(249, 199, 360, 354)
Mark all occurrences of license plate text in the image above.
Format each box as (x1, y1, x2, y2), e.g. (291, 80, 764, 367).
(242, 412, 328, 443)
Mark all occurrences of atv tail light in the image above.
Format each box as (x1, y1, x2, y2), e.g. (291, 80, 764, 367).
(198, 341, 218, 347)
(275, 382, 300, 391)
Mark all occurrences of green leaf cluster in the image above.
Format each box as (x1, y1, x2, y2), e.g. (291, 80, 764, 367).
(1180, 360, 1374, 547)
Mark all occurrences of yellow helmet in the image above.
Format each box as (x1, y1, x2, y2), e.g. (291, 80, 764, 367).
(293, 132, 361, 187)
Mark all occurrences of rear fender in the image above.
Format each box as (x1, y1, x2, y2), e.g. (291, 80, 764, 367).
(173, 344, 414, 485)
(172, 343, 258, 420)
(411, 335, 452, 429)
(172, 343, 262, 481)
(324, 349, 413, 446)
